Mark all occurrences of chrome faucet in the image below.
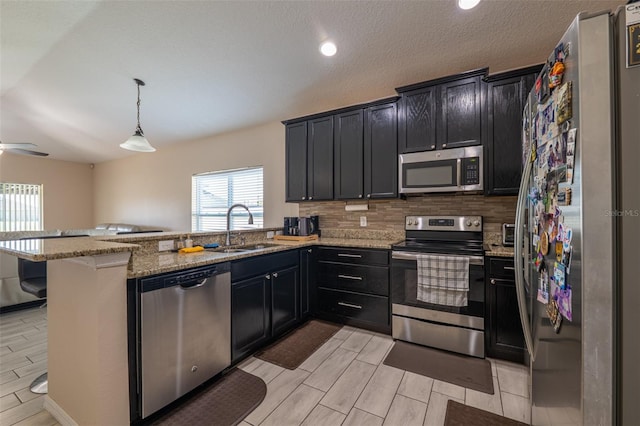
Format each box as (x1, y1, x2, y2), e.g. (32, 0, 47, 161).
(226, 203, 254, 246)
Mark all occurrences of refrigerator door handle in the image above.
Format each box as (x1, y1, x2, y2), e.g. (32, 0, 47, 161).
(515, 138, 535, 361)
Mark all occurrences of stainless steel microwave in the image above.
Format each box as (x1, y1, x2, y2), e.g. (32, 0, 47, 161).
(399, 146, 483, 194)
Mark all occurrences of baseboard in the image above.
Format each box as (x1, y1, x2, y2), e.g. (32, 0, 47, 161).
(44, 396, 78, 426)
(0, 300, 44, 314)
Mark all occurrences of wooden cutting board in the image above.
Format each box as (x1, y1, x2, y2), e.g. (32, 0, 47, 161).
(273, 234, 319, 242)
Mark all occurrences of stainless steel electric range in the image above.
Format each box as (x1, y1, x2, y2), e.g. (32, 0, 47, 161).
(391, 215, 485, 358)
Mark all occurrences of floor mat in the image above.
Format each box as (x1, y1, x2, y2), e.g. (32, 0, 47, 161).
(444, 400, 528, 426)
(383, 340, 494, 394)
(254, 320, 342, 370)
(152, 368, 266, 426)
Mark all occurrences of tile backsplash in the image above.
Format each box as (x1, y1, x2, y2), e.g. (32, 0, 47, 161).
(297, 194, 517, 232)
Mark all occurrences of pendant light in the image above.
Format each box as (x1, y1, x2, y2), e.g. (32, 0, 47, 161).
(120, 78, 156, 152)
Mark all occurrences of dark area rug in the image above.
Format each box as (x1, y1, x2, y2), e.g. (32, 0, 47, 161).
(445, 400, 528, 426)
(254, 320, 342, 370)
(383, 341, 494, 394)
(152, 368, 266, 426)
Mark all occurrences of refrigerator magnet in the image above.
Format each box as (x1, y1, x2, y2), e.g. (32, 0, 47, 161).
(556, 286, 573, 321)
(554, 262, 567, 290)
(556, 81, 573, 124)
(537, 264, 549, 304)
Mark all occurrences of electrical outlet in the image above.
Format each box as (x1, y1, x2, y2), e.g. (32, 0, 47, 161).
(158, 240, 175, 251)
(360, 216, 367, 227)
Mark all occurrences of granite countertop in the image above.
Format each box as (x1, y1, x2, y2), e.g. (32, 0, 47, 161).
(0, 233, 400, 277)
(129, 237, 401, 278)
(0, 236, 139, 261)
(484, 243, 515, 258)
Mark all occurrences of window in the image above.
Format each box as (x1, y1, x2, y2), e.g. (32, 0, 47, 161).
(0, 183, 43, 232)
(192, 166, 263, 232)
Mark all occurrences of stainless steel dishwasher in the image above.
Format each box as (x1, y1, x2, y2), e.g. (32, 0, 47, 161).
(139, 263, 231, 418)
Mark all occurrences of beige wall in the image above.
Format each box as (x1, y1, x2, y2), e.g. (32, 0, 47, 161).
(93, 121, 298, 231)
(0, 152, 94, 229)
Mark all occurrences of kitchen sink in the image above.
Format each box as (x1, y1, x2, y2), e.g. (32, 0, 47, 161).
(212, 243, 279, 253)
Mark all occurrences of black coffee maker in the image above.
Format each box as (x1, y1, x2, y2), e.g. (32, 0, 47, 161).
(283, 216, 320, 236)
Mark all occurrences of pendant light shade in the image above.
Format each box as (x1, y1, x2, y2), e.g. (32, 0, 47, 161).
(120, 78, 156, 152)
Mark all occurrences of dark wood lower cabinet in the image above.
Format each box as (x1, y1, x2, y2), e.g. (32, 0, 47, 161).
(231, 250, 300, 362)
(271, 266, 299, 337)
(314, 247, 390, 334)
(231, 275, 271, 361)
(485, 256, 525, 364)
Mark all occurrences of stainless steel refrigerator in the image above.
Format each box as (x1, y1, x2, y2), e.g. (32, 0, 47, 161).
(514, 6, 639, 426)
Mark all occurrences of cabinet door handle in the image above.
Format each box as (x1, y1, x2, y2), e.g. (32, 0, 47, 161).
(338, 302, 362, 309)
(265, 274, 271, 280)
(338, 274, 362, 281)
(273, 272, 279, 278)
(503, 266, 515, 271)
(490, 278, 496, 285)
(338, 253, 361, 258)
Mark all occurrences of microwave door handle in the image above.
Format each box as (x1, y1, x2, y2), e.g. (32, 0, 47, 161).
(457, 158, 462, 187)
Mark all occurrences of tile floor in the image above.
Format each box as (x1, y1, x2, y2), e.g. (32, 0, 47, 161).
(0, 307, 530, 426)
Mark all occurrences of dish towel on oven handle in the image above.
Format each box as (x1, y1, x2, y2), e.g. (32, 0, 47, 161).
(416, 254, 470, 307)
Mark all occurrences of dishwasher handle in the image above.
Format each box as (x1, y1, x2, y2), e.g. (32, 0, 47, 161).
(179, 278, 208, 290)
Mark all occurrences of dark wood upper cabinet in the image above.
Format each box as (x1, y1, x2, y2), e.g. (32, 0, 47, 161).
(438, 75, 482, 149)
(334, 110, 364, 199)
(307, 116, 334, 201)
(397, 68, 487, 153)
(364, 102, 398, 199)
(285, 121, 308, 202)
(398, 86, 437, 153)
(484, 65, 543, 195)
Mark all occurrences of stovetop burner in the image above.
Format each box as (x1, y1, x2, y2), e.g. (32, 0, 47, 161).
(392, 215, 484, 256)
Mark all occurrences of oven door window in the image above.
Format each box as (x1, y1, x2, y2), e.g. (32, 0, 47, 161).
(391, 257, 484, 317)
(402, 159, 457, 188)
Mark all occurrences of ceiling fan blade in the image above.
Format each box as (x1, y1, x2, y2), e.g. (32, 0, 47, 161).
(4, 148, 49, 157)
(0, 143, 38, 150)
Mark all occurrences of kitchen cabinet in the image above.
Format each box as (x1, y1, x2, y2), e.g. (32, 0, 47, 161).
(285, 121, 308, 202)
(231, 250, 299, 362)
(484, 65, 543, 195)
(485, 256, 525, 364)
(299, 247, 317, 319)
(315, 246, 390, 333)
(286, 98, 398, 202)
(397, 68, 487, 153)
(364, 102, 398, 199)
(284, 116, 333, 202)
(334, 109, 364, 199)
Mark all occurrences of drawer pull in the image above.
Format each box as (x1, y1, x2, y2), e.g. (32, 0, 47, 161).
(338, 253, 362, 258)
(338, 274, 363, 281)
(503, 266, 515, 271)
(338, 302, 362, 309)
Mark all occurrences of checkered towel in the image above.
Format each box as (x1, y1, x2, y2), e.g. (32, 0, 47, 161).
(416, 254, 470, 307)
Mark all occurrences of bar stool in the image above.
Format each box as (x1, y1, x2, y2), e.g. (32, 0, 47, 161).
(17, 258, 48, 394)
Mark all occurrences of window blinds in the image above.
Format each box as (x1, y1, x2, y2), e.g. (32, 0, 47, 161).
(192, 167, 264, 231)
(0, 183, 43, 232)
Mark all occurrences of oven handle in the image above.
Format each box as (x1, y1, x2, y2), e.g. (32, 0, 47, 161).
(391, 251, 484, 266)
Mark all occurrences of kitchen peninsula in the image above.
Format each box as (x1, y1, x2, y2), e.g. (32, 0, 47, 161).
(0, 231, 399, 425)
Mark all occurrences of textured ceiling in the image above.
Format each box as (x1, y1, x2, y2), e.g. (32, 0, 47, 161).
(0, 0, 623, 164)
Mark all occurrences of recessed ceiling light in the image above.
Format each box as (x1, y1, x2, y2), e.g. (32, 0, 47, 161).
(320, 41, 337, 57)
(458, 0, 481, 10)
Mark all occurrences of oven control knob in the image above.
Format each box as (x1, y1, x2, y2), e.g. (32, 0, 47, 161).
(465, 220, 472, 227)
(473, 220, 480, 227)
